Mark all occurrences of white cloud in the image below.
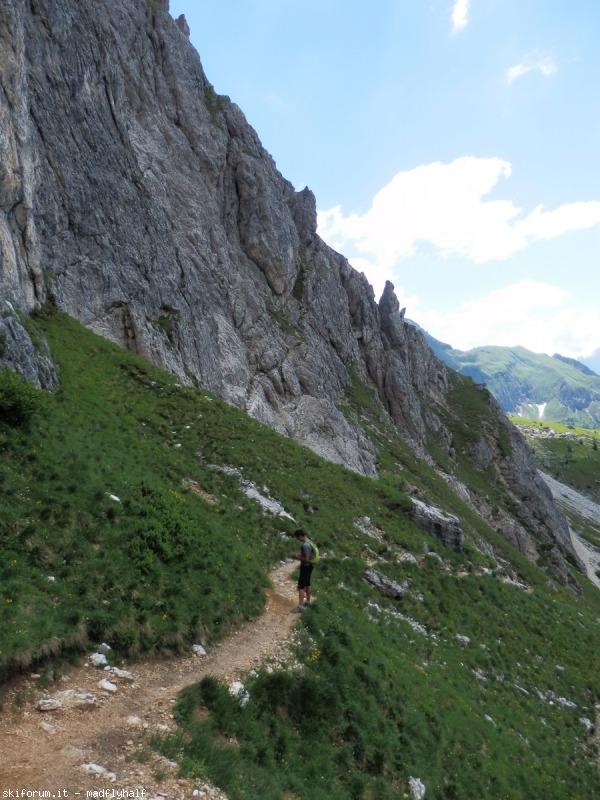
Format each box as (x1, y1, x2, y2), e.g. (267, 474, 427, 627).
(451, 0, 470, 33)
(506, 51, 557, 83)
(413, 281, 600, 360)
(317, 156, 600, 289)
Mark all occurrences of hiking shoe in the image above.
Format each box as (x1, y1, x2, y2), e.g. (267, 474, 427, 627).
(291, 605, 305, 613)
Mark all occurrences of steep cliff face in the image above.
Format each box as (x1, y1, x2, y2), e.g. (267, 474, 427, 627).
(0, 0, 579, 581)
(461, 402, 580, 591)
(0, 0, 442, 474)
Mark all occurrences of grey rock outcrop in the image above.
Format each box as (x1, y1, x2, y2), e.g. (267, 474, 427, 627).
(410, 499, 463, 551)
(364, 569, 407, 600)
(0, 301, 58, 389)
(441, 392, 582, 591)
(0, 0, 443, 476)
(0, 0, 579, 584)
(37, 689, 97, 711)
(482, 406, 581, 586)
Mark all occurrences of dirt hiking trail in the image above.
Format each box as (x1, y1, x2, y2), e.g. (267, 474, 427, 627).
(0, 561, 299, 799)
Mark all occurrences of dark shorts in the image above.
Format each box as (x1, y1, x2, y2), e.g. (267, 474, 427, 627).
(298, 563, 313, 590)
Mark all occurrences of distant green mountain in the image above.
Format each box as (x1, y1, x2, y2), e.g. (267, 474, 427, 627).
(416, 326, 600, 428)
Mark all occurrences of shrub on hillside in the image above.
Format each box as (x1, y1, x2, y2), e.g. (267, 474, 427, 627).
(0, 367, 46, 427)
(126, 483, 195, 573)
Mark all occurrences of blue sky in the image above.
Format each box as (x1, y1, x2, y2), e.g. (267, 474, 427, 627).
(169, 0, 600, 368)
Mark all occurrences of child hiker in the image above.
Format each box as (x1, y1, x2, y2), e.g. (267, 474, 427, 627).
(291, 528, 317, 612)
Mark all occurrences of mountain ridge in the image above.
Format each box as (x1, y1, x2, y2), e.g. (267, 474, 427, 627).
(553, 351, 599, 377)
(417, 325, 600, 428)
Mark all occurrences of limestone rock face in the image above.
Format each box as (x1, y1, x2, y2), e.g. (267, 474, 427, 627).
(364, 569, 407, 600)
(0, 0, 437, 477)
(410, 499, 463, 551)
(0, 0, 578, 581)
(0, 302, 58, 389)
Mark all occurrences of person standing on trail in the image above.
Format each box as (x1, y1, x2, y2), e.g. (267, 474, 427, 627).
(291, 528, 316, 612)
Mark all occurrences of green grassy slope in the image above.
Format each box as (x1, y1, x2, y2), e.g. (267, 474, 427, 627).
(1, 311, 599, 799)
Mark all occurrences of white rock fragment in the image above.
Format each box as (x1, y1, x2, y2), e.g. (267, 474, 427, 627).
(192, 644, 207, 656)
(455, 634, 471, 645)
(536, 688, 576, 708)
(354, 516, 385, 542)
(212, 466, 295, 520)
(107, 494, 121, 502)
(242, 482, 294, 519)
(409, 775, 426, 799)
(425, 552, 444, 563)
(67, 690, 97, 707)
(89, 652, 109, 667)
(229, 680, 250, 706)
(37, 690, 97, 711)
(98, 679, 118, 693)
(37, 698, 62, 712)
(82, 763, 107, 775)
(105, 667, 134, 680)
(399, 552, 419, 565)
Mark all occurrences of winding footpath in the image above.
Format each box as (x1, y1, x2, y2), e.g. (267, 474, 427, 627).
(0, 561, 298, 799)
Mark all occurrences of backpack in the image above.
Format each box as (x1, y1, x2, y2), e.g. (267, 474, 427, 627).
(308, 538, 320, 565)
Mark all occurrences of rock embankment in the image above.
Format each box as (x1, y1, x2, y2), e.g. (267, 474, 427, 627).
(540, 472, 600, 589)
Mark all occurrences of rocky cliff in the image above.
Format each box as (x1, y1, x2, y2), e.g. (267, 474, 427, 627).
(0, 0, 580, 585)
